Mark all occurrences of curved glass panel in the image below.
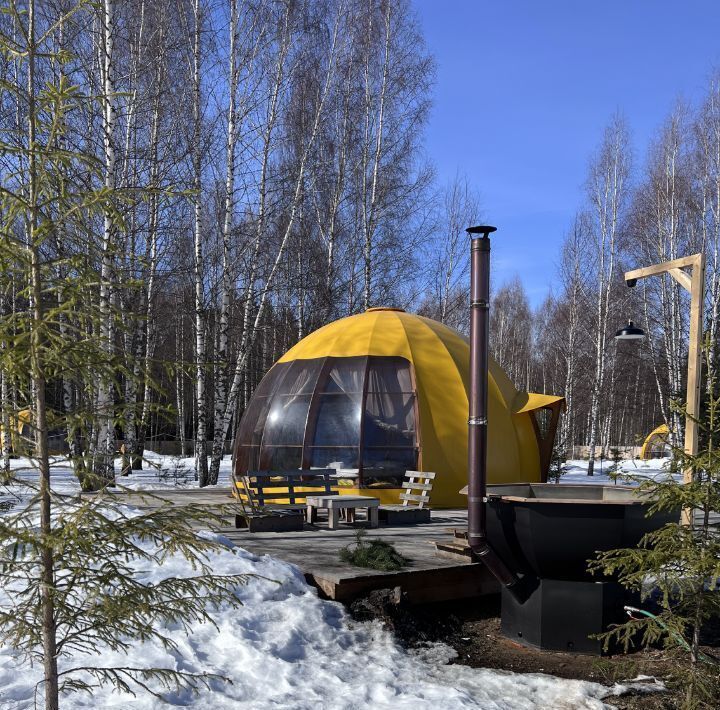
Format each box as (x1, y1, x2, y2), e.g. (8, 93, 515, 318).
(282, 359, 323, 395)
(362, 447, 417, 487)
(235, 445, 259, 473)
(236, 355, 418, 482)
(255, 359, 323, 466)
(324, 358, 365, 393)
(237, 392, 273, 447)
(366, 357, 412, 393)
(309, 447, 359, 471)
(252, 362, 289, 398)
(313, 393, 362, 446)
(363, 392, 415, 447)
(262, 394, 312, 446)
(259, 446, 302, 471)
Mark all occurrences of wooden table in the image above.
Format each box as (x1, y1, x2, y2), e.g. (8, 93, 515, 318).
(306, 495, 380, 530)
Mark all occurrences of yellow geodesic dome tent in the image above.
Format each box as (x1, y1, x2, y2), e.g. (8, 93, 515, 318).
(0, 408, 69, 456)
(0, 408, 32, 454)
(233, 308, 564, 507)
(640, 424, 670, 460)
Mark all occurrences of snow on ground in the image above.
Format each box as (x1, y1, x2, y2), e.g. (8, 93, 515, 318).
(120, 451, 233, 490)
(561, 456, 680, 486)
(3, 450, 231, 498)
(0, 533, 647, 710)
(3, 452, 677, 498)
(0, 453, 664, 709)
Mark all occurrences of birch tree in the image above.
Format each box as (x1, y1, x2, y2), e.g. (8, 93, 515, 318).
(491, 278, 533, 390)
(359, 0, 391, 310)
(558, 215, 591, 454)
(90, 0, 118, 487)
(630, 108, 696, 451)
(584, 116, 630, 475)
(694, 75, 720, 389)
(190, 0, 208, 482)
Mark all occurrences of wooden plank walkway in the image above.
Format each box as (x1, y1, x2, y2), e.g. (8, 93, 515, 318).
(219, 509, 498, 602)
(89, 487, 720, 603)
(96, 488, 498, 603)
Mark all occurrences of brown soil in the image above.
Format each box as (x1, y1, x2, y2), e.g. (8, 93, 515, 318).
(347, 590, 720, 709)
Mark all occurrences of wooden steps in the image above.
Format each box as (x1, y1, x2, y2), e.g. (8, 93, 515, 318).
(309, 561, 498, 603)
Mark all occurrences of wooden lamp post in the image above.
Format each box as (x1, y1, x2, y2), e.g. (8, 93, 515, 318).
(622, 253, 706, 493)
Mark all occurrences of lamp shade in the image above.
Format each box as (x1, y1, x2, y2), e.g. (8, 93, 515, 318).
(615, 320, 645, 341)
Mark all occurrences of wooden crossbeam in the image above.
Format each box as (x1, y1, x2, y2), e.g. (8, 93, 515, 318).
(624, 253, 701, 281)
(668, 267, 692, 293)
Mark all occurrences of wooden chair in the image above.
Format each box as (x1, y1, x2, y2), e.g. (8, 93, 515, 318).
(233, 469, 337, 531)
(378, 470, 435, 524)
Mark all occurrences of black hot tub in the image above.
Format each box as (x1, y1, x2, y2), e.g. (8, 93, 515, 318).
(483, 483, 677, 654)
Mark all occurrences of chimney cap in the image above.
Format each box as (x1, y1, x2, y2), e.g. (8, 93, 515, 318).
(466, 225, 497, 238)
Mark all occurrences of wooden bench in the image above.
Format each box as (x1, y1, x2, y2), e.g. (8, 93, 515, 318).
(233, 469, 337, 531)
(378, 470, 435, 524)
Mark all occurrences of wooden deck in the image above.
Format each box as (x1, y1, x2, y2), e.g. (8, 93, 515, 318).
(98, 488, 497, 603)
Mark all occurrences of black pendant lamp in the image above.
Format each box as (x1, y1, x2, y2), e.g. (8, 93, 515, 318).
(614, 320, 645, 341)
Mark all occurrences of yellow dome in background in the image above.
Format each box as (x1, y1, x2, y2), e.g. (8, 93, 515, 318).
(235, 307, 564, 507)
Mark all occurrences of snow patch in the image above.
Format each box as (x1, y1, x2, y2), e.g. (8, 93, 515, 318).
(560, 457, 679, 486)
(0, 454, 650, 708)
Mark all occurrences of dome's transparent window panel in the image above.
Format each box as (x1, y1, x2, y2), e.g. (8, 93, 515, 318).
(305, 357, 366, 477)
(361, 357, 417, 486)
(236, 359, 322, 474)
(235, 355, 418, 485)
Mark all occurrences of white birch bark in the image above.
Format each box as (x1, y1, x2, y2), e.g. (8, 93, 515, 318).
(0, 284, 10, 475)
(212, 0, 240, 466)
(312, 51, 354, 317)
(586, 119, 628, 475)
(92, 0, 117, 485)
(192, 0, 209, 484)
(696, 78, 720, 388)
(640, 114, 689, 451)
(121, 0, 147, 473)
(559, 217, 585, 453)
(135, 58, 163, 469)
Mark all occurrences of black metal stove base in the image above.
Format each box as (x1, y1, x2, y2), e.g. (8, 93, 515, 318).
(501, 577, 630, 655)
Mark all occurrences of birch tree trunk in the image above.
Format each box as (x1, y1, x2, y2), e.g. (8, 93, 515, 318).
(134, 41, 164, 470)
(637, 113, 691, 452)
(176, 306, 188, 457)
(586, 118, 629, 475)
(211, 0, 240, 475)
(91, 0, 117, 486)
(192, 0, 209, 484)
(313, 49, 354, 318)
(426, 174, 479, 330)
(559, 216, 586, 454)
(0, 283, 10, 476)
(48, 14, 84, 472)
(696, 77, 720, 390)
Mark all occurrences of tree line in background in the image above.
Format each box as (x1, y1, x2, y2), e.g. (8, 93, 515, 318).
(2, 0, 719, 488)
(1, 0, 438, 488)
(489, 102, 720, 475)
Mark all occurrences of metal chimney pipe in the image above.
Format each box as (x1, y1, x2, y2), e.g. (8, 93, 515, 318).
(466, 225, 518, 589)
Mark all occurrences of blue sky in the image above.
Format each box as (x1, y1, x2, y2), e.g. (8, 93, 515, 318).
(415, 0, 720, 306)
